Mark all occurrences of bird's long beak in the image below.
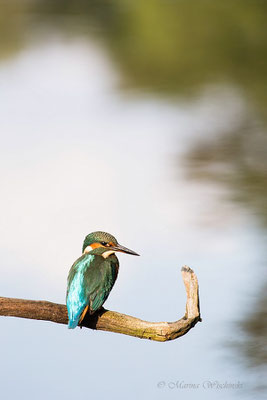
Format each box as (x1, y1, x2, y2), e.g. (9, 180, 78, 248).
(112, 243, 140, 256)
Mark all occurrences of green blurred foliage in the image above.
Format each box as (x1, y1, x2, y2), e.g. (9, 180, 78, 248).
(186, 118, 267, 225)
(0, 0, 267, 116)
(240, 283, 267, 369)
(0, 1, 31, 59)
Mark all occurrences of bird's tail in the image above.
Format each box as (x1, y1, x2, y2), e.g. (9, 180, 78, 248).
(68, 318, 79, 329)
(68, 305, 89, 329)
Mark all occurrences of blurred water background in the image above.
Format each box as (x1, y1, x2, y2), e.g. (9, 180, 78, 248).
(0, 1, 267, 399)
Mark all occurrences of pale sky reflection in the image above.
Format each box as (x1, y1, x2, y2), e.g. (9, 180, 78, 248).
(0, 37, 263, 400)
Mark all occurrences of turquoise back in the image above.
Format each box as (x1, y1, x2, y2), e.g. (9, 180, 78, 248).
(66, 253, 119, 329)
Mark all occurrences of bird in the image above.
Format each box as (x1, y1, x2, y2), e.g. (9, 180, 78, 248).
(66, 231, 139, 329)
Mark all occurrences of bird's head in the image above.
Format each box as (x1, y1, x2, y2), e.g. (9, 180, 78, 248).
(82, 231, 139, 258)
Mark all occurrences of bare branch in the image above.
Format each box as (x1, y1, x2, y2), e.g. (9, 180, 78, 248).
(0, 266, 201, 341)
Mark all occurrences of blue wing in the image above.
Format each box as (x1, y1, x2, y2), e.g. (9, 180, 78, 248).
(66, 253, 119, 329)
(66, 255, 93, 329)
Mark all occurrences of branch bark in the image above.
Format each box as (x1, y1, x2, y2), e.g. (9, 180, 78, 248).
(0, 266, 201, 341)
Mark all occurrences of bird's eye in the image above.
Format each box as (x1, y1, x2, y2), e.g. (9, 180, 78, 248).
(100, 241, 108, 246)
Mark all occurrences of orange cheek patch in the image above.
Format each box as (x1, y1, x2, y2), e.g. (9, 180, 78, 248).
(90, 242, 102, 249)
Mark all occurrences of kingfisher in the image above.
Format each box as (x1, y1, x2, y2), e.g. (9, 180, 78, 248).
(66, 231, 139, 329)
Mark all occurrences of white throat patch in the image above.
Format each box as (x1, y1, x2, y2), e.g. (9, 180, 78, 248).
(83, 245, 93, 254)
(102, 250, 115, 259)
